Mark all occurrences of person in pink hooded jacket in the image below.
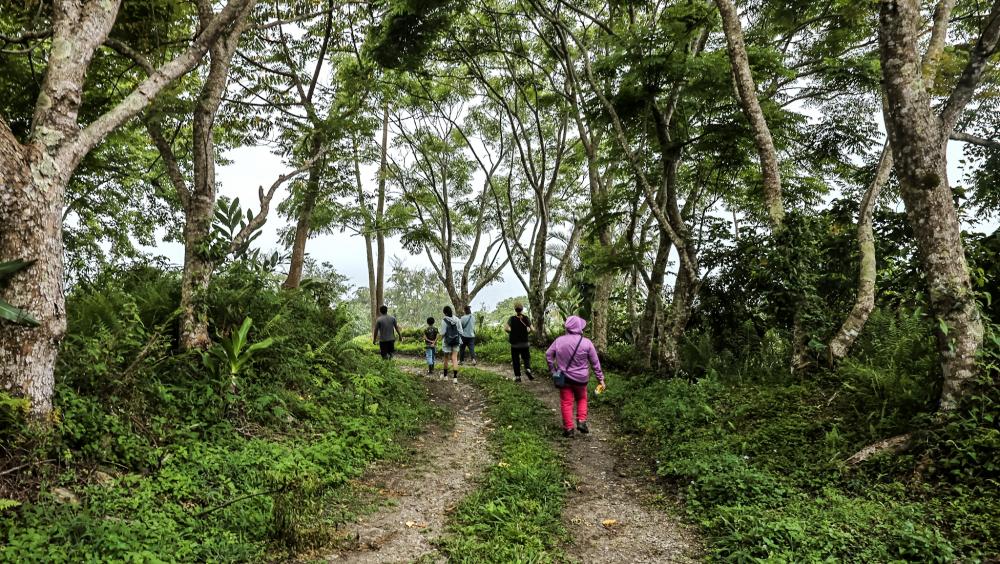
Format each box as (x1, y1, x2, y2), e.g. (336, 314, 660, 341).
(546, 315, 606, 437)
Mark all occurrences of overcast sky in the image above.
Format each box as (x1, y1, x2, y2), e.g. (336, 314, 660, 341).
(149, 145, 528, 310)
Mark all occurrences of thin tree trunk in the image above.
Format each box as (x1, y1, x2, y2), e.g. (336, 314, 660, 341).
(282, 135, 325, 290)
(715, 0, 784, 228)
(828, 148, 892, 364)
(638, 231, 671, 366)
(529, 292, 546, 346)
(375, 104, 389, 311)
(591, 272, 612, 353)
(179, 9, 249, 350)
(659, 266, 694, 372)
(879, 0, 984, 411)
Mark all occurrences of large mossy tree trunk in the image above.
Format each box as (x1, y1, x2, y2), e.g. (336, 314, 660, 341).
(0, 0, 255, 418)
(829, 0, 956, 364)
(0, 123, 66, 419)
(878, 0, 986, 411)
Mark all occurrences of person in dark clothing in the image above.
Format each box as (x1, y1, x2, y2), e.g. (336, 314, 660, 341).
(372, 305, 403, 359)
(441, 306, 462, 384)
(504, 302, 534, 382)
(423, 317, 439, 375)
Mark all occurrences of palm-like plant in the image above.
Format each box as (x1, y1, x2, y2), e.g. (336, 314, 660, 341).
(203, 317, 274, 393)
(0, 261, 39, 326)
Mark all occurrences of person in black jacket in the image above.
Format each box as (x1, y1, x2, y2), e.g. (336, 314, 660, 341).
(504, 302, 534, 382)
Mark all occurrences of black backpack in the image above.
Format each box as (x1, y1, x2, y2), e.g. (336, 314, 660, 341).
(444, 319, 461, 346)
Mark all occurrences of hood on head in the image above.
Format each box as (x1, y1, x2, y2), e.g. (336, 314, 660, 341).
(564, 315, 587, 334)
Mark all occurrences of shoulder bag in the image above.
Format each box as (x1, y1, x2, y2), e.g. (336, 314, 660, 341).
(551, 335, 584, 389)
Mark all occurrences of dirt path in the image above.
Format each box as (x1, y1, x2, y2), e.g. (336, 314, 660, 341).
(325, 370, 492, 563)
(475, 361, 701, 563)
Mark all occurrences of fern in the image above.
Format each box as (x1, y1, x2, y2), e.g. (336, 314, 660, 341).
(0, 499, 21, 512)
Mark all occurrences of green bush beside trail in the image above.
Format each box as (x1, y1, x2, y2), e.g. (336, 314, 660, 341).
(0, 265, 438, 562)
(595, 311, 1000, 561)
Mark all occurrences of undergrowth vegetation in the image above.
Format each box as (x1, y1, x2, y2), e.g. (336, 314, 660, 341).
(596, 308, 1000, 561)
(0, 264, 437, 561)
(436, 366, 568, 562)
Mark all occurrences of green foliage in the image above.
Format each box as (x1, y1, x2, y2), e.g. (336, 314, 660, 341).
(597, 320, 1000, 560)
(1, 265, 437, 561)
(365, 0, 456, 70)
(437, 367, 567, 562)
(203, 316, 275, 378)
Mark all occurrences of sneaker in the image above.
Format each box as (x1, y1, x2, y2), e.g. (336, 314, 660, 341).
(563, 428, 574, 438)
(452, 376, 458, 384)
(473, 359, 478, 366)
(514, 377, 522, 383)
(526, 369, 534, 381)
(576, 420, 589, 434)
(459, 361, 465, 366)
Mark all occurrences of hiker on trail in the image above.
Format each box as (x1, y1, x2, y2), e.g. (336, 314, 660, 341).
(459, 305, 477, 366)
(441, 306, 462, 384)
(373, 305, 403, 360)
(423, 317, 439, 376)
(546, 315, 606, 438)
(504, 302, 534, 382)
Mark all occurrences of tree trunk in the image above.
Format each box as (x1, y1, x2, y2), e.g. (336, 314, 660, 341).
(658, 266, 694, 373)
(0, 124, 65, 419)
(178, 10, 249, 350)
(828, 148, 892, 364)
(638, 230, 671, 366)
(828, 0, 958, 365)
(375, 104, 389, 312)
(282, 138, 324, 290)
(529, 292, 546, 345)
(179, 190, 215, 349)
(715, 0, 784, 228)
(879, 0, 984, 411)
(591, 271, 612, 353)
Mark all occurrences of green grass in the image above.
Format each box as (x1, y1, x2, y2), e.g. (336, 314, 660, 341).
(434, 366, 569, 563)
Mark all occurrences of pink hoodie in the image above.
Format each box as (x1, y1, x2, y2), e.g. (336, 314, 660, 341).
(546, 316, 605, 385)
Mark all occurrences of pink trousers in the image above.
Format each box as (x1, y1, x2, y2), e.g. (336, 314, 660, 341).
(559, 383, 588, 430)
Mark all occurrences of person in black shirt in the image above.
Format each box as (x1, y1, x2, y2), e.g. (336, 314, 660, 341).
(504, 302, 534, 382)
(423, 317, 439, 375)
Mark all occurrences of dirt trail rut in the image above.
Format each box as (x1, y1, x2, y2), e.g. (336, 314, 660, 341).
(478, 361, 701, 563)
(325, 371, 491, 563)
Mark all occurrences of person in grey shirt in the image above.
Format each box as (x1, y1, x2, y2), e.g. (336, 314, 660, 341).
(459, 305, 477, 366)
(372, 305, 403, 359)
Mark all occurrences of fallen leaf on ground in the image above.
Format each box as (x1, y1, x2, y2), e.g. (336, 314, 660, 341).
(601, 519, 619, 528)
(405, 521, 429, 528)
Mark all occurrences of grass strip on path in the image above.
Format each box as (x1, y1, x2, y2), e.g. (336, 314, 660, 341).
(427, 365, 569, 563)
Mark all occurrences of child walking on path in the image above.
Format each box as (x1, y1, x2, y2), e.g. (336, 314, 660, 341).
(546, 316, 606, 438)
(423, 317, 439, 376)
(441, 306, 462, 384)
